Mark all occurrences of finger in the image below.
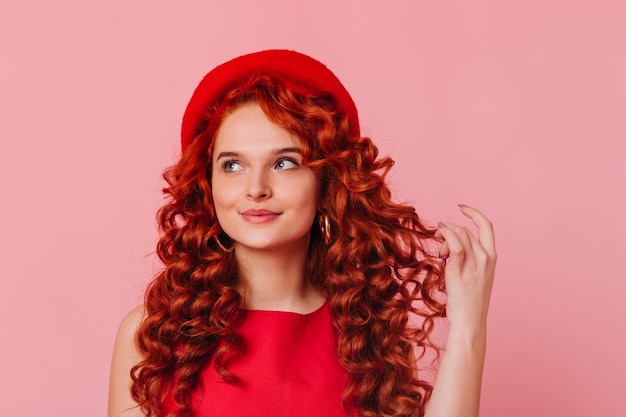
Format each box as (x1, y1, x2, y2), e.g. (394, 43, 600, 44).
(457, 204, 496, 256)
(445, 223, 478, 255)
(437, 222, 466, 269)
(438, 240, 449, 259)
(435, 227, 449, 258)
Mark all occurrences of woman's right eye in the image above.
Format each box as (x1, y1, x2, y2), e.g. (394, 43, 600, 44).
(223, 160, 243, 172)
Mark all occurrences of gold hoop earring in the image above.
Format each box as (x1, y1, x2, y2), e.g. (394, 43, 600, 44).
(318, 214, 331, 244)
(214, 234, 234, 253)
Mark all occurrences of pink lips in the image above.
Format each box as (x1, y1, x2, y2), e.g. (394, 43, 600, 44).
(240, 208, 281, 224)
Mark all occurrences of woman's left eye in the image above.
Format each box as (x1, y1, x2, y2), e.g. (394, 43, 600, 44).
(275, 158, 299, 170)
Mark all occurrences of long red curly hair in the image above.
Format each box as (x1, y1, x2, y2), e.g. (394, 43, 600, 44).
(131, 76, 446, 417)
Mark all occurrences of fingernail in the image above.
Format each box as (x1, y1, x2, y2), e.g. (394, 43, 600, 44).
(438, 222, 447, 228)
(457, 203, 468, 208)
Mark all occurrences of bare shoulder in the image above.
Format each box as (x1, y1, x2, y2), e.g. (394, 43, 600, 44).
(116, 305, 147, 343)
(111, 304, 146, 376)
(108, 305, 147, 417)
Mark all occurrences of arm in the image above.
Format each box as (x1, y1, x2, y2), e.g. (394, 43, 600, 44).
(424, 205, 496, 417)
(108, 305, 146, 417)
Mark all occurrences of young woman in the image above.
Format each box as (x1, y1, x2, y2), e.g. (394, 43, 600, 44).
(108, 49, 496, 417)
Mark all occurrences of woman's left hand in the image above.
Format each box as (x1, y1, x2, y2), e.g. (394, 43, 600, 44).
(435, 204, 497, 335)
(425, 205, 496, 417)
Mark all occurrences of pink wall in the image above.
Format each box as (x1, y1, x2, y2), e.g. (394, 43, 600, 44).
(1, 1, 624, 416)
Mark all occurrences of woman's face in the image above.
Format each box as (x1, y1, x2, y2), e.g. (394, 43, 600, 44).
(211, 102, 321, 253)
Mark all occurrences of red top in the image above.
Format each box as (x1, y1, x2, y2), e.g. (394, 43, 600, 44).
(163, 300, 353, 416)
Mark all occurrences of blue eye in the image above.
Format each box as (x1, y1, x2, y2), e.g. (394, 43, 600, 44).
(223, 160, 243, 172)
(275, 158, 299, 170)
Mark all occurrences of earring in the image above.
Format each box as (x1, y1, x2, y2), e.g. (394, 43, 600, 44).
(214, 234, 234, 253)
(318, 214, 331, 244)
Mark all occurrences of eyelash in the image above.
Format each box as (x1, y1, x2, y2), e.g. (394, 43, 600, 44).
(221, 157, 300, 172)
(275, 157, 300, 169)
(222, 159, 243, 172)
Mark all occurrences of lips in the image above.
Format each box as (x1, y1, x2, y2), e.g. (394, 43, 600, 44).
(240, 208, 281, 224)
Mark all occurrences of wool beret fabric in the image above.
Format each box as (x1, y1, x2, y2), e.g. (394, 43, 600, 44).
(180, 49, 360, 151)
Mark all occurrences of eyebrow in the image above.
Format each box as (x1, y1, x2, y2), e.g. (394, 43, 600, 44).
(215, 147, 302, 160)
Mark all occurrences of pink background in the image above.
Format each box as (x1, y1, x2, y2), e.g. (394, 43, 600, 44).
(1, 1, 624, 416)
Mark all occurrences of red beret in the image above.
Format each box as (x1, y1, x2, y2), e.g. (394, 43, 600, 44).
(180, 49, 360, 152)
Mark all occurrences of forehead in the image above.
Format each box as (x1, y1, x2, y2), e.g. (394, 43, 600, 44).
(213, 102, 301, 154)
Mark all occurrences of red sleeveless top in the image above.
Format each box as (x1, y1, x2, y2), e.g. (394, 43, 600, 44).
(163, 300, 353, 416)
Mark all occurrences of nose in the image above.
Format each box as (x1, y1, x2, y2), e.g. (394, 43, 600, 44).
(246, 169, 272, 200)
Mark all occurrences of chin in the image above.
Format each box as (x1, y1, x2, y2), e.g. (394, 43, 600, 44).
(233, 234, 312, 253)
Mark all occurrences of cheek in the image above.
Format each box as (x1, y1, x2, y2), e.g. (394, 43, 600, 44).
(310, 176, 322, 211)
(296, 177, 321, 214)
(211, 181, 238, 219)
(211, 187, 235, 234)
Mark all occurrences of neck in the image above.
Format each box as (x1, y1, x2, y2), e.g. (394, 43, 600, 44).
(234, 238, 324, 314)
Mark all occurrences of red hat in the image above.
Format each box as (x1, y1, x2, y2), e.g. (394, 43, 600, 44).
(180, 49, 360, 152)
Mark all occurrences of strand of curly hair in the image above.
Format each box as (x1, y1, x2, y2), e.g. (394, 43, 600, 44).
(130, 76, 447, 417)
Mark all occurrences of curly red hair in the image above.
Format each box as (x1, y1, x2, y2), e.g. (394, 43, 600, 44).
(131, 76, 446, 417)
